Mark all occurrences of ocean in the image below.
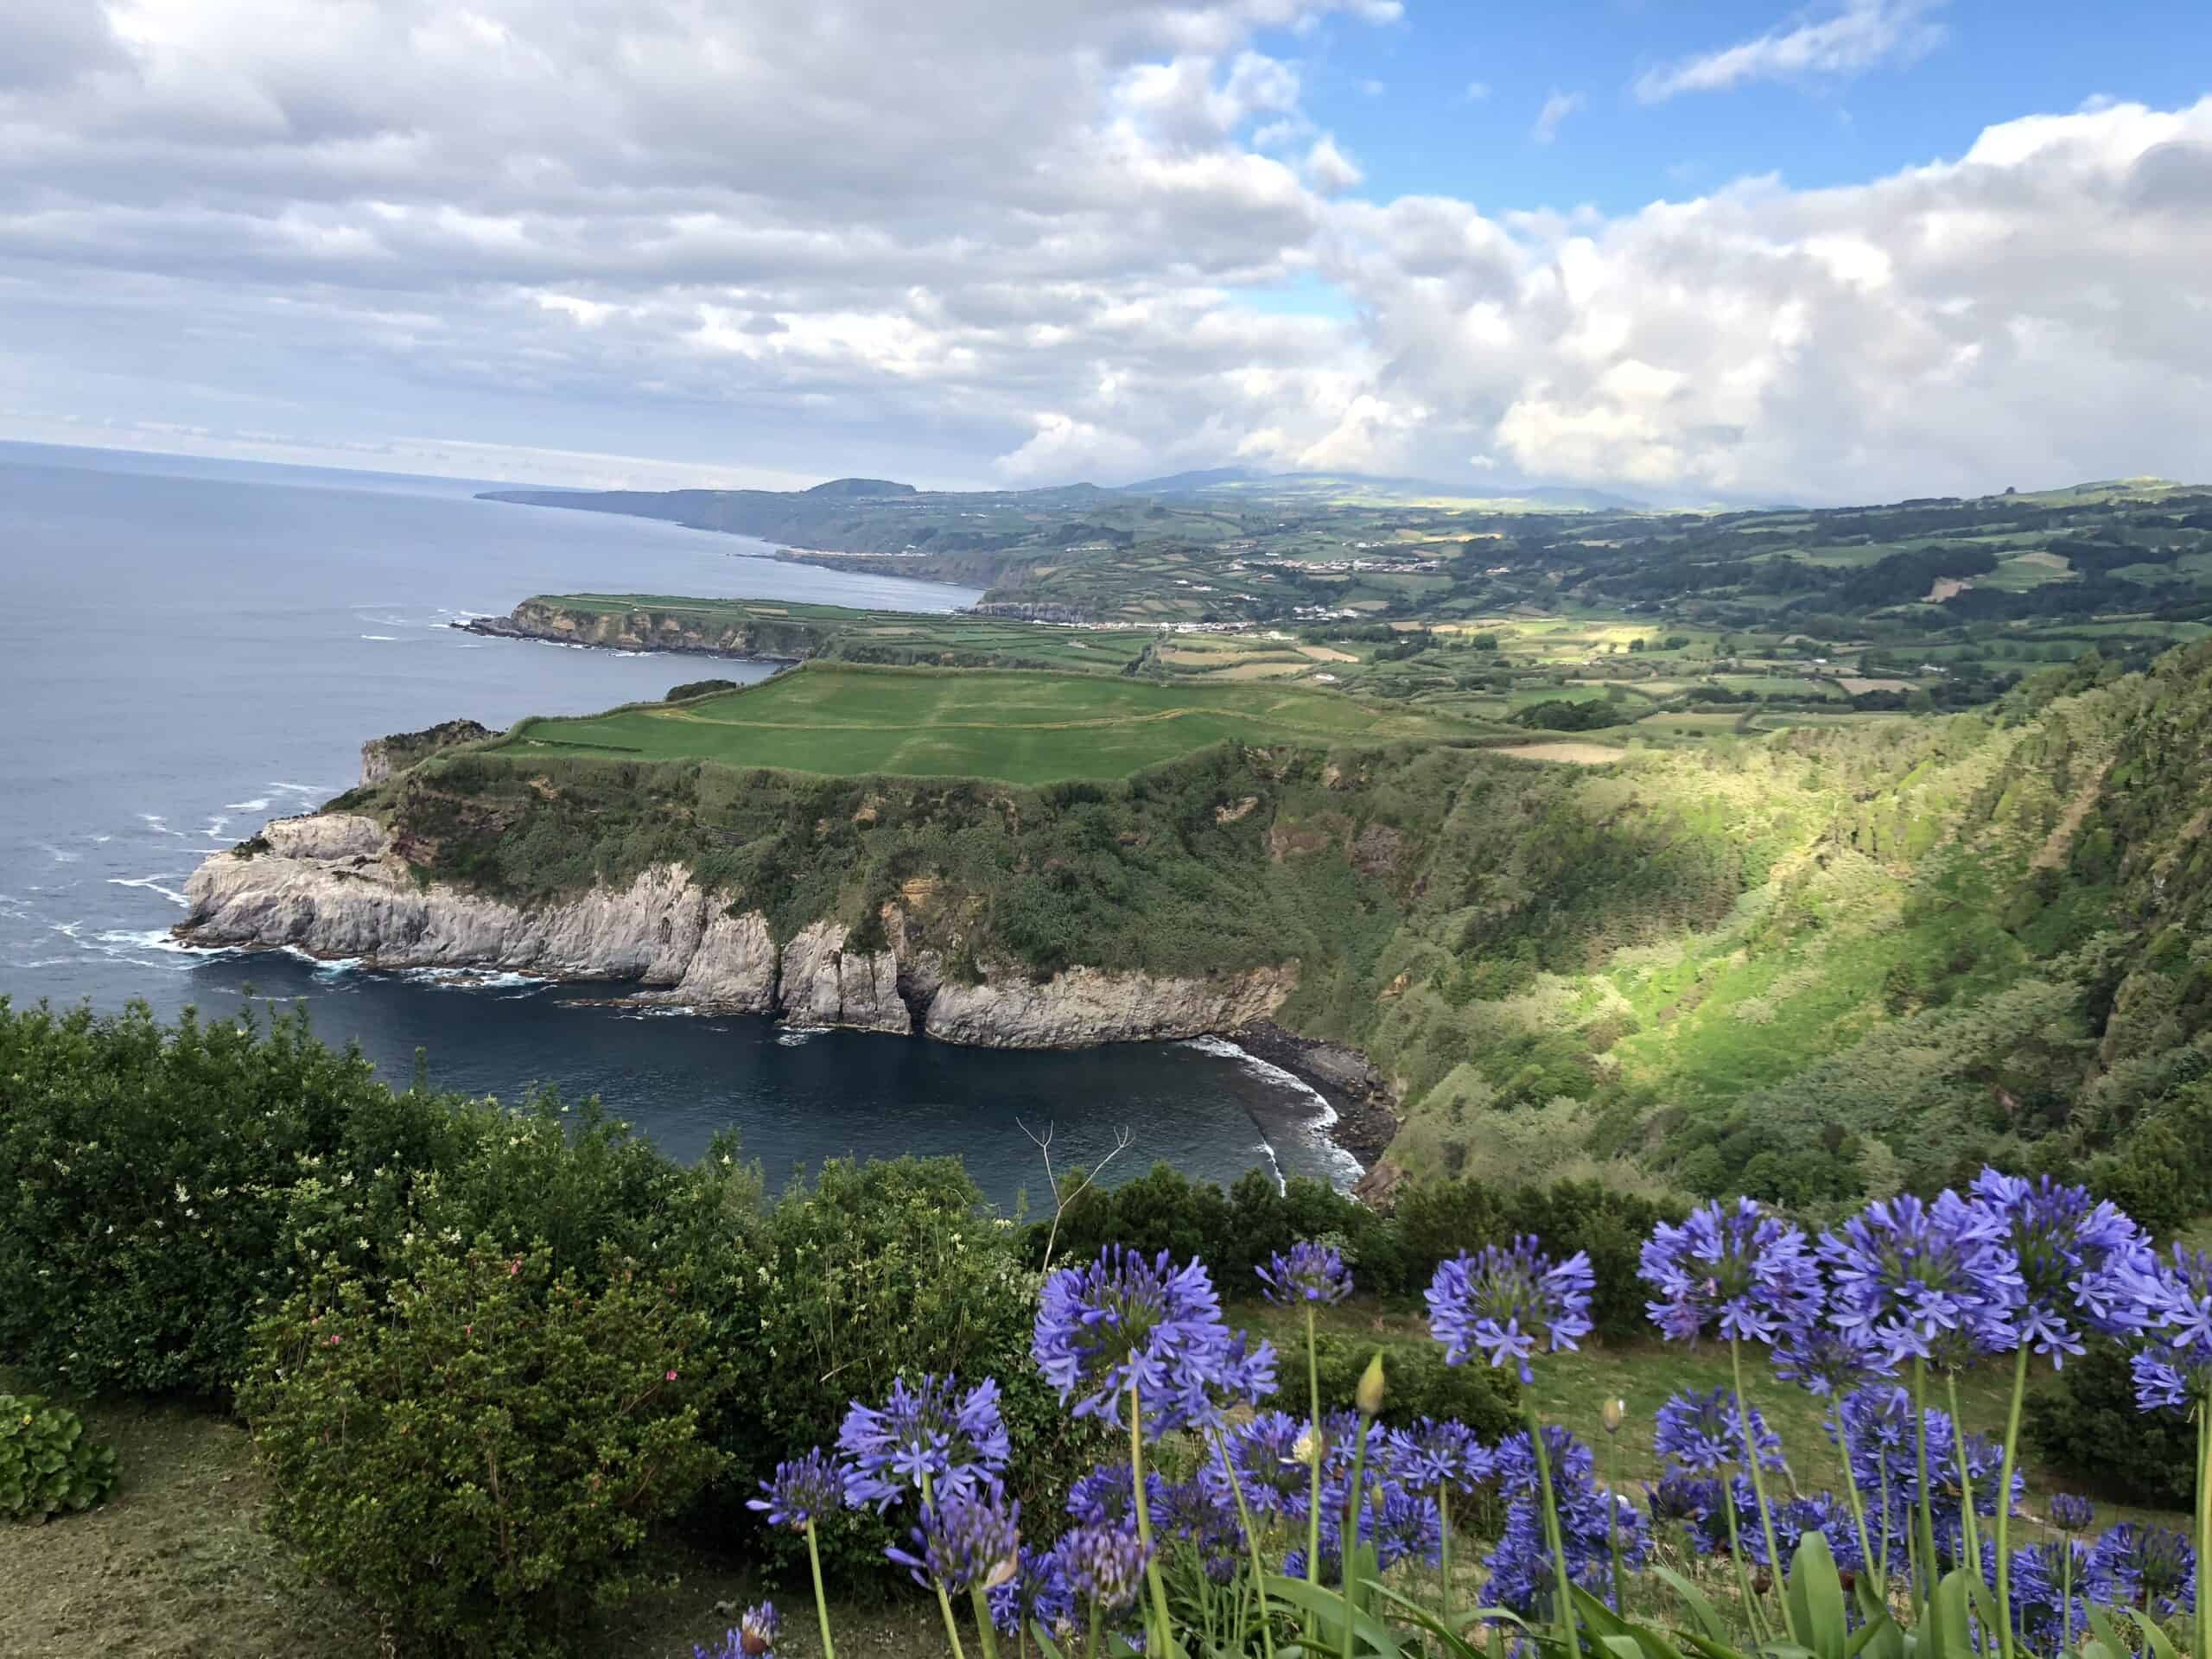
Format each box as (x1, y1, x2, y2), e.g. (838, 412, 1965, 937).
(0, 442, 1359, 1205)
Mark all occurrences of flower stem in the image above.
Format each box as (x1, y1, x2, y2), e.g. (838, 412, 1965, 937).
(1306, 1303, 1324, 1591)
(921, 1473, 970, 1659)
(1128, 1379, 1176, 1654)
(1992, 1345, 2030, 1659)
(2196, 1402, 2210, 1659)
(1721, 1465, 1770, 1646)
(1732, 1338, 1798, 1645)
(804, 1519, 840, 1659)
(1341, 1419, 1373, 1659)
(2059, 1525, 2074, 1657)
(969, 1585, 1002, 1659)
(1601, 1434, 1625, 1619)
(1439, 1486, 1455, 1629)
(1832, 1403, 1881, 1604)
(1527, 1402, 1580, 1658)
(1912, 1358, 1940, 1626)
(1208, 1421, 1279, 1659)
(1944, 1372, 1984, 1597)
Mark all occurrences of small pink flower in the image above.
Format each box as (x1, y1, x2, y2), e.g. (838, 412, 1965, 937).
(508, 1258, 522, 1277)
(665, 1370, 678, 1382)
(328, 1334, 341, 1345)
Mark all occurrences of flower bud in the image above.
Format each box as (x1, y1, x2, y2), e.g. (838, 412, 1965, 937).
(1600, 1397, 1627, 1435)
(1293, 1427, 1319, 1467)
(1357, 1351, 1388, 1417)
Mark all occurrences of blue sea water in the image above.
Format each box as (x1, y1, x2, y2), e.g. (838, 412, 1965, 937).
(0, 442, 1357, 1205)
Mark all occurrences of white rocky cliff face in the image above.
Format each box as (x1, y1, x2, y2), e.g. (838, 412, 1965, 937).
(178, 814, 1294, 1047)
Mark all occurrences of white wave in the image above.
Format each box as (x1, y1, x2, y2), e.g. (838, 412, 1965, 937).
(88, 928, 207, 969)
(615, 1005, 694, 1020)
(107, 874, 191, 907)
(36, 842, 81, 863)
(455, 641, 491, 648)
(396, 966, 547, 991)
(0, 892, 26, 913)
(359, 633, 399, 641)
(267, 781, 329, 800)
(48, 919, 82, 939)
(1180, 1034, 1364, 1188)
(90, 834, 112, 844)
(225, 798, 271, 812)
(138, 813, 183, 836)
(200, 817, 228, 839)
(777, 1025, 829, 1046)
(283, 946, 362, 974)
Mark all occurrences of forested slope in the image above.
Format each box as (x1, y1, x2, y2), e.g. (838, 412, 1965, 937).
(341, 645, 2212, 1216)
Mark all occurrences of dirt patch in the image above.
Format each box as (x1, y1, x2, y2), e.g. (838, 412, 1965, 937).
(1926, 578, 1972, 602)
(1836, 677, 1915, 695)
(1489, 742, 1627, 766)
(1216, 795, 1261, 824)
(1351, 823, 1404, 877)
(2031, 760, 2113, 872)
(1296, 645, 1358, 663)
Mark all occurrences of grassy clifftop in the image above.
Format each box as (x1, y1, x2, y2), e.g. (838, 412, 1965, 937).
(340, 645, 2212, 1216)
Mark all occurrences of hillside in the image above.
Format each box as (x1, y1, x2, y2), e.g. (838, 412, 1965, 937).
(207, 640, 2212, 1220)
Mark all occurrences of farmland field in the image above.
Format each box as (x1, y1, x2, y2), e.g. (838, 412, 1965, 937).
(498, 662, 1482, 784)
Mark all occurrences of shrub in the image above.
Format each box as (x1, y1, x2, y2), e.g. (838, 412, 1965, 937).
(666, 678, 740, 701)
(0, 1394, 118, 1522)
(242, 1243, 725, 1658)
(0, 1001, 394, 1395)
(1309, 1332, 1516, 1437)
(2024, 1340, 2196, 1509)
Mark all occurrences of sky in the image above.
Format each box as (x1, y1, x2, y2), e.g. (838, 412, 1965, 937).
(3, 0, 2210, 502)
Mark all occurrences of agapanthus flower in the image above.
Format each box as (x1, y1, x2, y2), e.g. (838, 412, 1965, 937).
(1259, 1240, 1354, 1306)
(1155, 1478, 1244, 1583)
(1647, 1473, 1722, 1536)
(1773, 1323, 1893, 1397)
(694, 1602, 779, 1659)
(887, 1486, 1022, 1593)
(1969, 1168, 2153, 1363)
(1286, 1484, 1444, 1580)
(2010, 1538, 2091, 1650)
(2088, 1523, 2197, 1618)
(1206, 1409, 1309, 1516)
(990, 1544, 1076, 1641)
(1829, 1384, 2016, 1571)
(837, 1374, 1010, 1512)
(1055, 1521, 1152, 1616)
(747, 1447, 840, 1532)
(2050, 1492, 2094, 1533)
(1484, 1431, 1648, 1618)
(1033, 1246, 1274, 1435)
(1386, 1417, 1493, 1497)
(1066, 1460, 1167, 1529)
(1653, 1386, 1784, 1475)
(1427, 1235, 1594, 1383)
(2122, 1247, 2212, 1414)
(1821, 1192, 2021, 1370)
(1640, 1198, 1825, 1346)
(1738, 1489, 1866, 1575)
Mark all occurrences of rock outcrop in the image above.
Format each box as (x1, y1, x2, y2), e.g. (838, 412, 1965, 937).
(177, 814, 1294, 1047)
(359, 719, 499, 785)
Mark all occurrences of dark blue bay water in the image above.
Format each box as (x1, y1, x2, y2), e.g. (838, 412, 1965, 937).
(0, 442, 1357, 1205)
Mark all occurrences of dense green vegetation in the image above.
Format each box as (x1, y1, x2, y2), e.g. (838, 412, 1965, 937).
(338, 638, 2212, 1213)
(0, 1001, 2192, 1654)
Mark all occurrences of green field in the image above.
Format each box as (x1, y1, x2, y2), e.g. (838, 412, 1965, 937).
(499, 662, 1479, 784)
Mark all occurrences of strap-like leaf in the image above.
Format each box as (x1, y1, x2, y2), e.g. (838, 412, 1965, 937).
(1786, 1531, 1847, 1659)
(1653, 1566, 1737, 1649)
(1259, 1575, 1404, 1657)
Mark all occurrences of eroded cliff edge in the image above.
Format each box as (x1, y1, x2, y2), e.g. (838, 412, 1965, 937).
(177, 813, 1298, 1048)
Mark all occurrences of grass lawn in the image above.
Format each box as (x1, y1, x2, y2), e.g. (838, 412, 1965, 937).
(499, 663, 1480, 785)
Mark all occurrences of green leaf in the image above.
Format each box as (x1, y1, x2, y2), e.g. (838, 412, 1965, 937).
(2118, 1607, 2183, 1659)
(1261, 1575, 1404, 1657)
(1785, 1530, 1847, 1659)
(1930, 1567, 1974, 1659)
(1653, 1566, 1737, 1649)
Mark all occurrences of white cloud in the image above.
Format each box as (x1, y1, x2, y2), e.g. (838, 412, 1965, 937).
(1530, 89, 1585, 145)
(1463, 79, 1491, 103)
(1, 3, 2209, 507)
(1635, 0, 1946, 104)
(1303, 135, 1364, 194)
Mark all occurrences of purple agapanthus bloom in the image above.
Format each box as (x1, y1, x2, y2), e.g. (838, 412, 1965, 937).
(1969, 1168, 2154, 1363)
(1653, 1386, 1785, 1475)
(1033, 1246, 1275, 1435)
(1821, 1191, 2021, 1370)
(1640, 1198, 1825, 1346)
(887, 1485, 1023, 1593)
(990, 1544, 1076, 1641)
(1647, 1473, 1721, 1534)
(1065, 1459, 1167, 1529)
(837, 1374, 1011, 1512)
(2120, 1247, 2212, 1414)
(694, 1602, 780, 1659)
(1484, 1428, 1649, 1618)
(1156, 1478, 1245, 1583)
(1427, 1235, 1595, 1383)
(1738, 1489, 1866, 1575)
(1055, 1521, 1152, 1616)
(1773, 1323, 1893, 1397)
(1386, 1417, 1493, 1497)
(2010, 1538, 2090, 1650)
(1205, 1408, 1309, 1517)
(2088, 1523, 2197, 1618)
(1258, 1241, 1354, 1306)
(747, 1447, 840, 1532)
(2050, 1492, 2095, 1533)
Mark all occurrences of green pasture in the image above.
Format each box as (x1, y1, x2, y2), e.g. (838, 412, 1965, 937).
(499, 662, 1479, 785)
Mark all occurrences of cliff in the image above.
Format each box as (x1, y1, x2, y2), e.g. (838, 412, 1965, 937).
(461, 599, 832, 660)
(359, 719, 499, 785)
(176, 814, 1297, 1048)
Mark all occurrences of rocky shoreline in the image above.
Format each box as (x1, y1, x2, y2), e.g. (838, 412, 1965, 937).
(453, 612, 799, 664)
(1233, 1021, 1402, 1172)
